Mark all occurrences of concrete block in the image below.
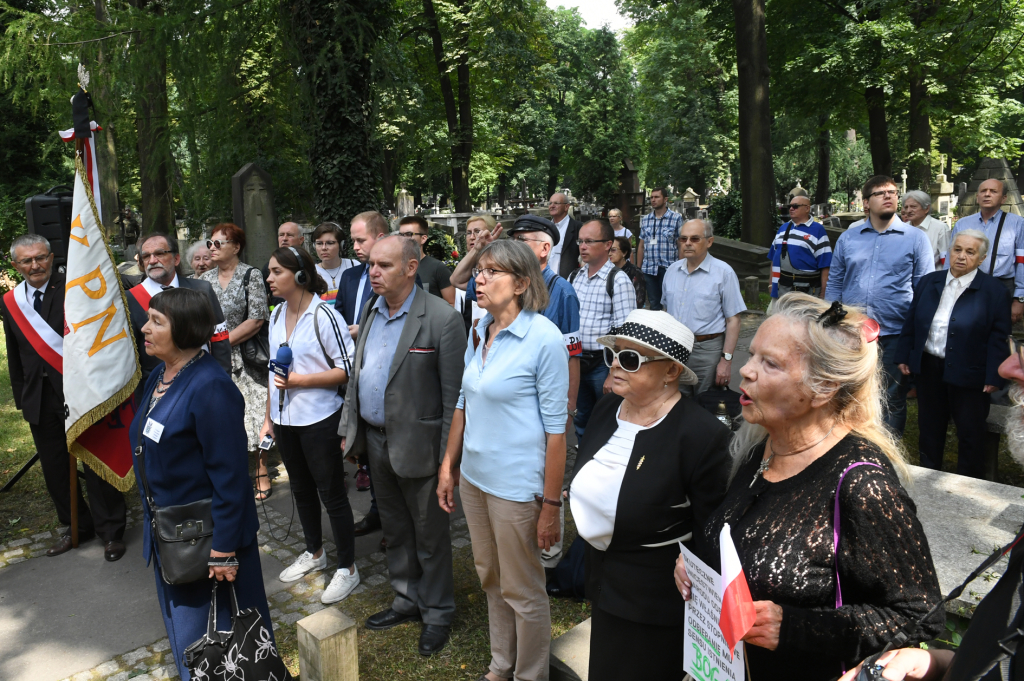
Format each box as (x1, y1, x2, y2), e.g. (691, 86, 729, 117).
(297, 608, 358, 681)
(742, 276, 760, 308)
(550, 618, 590, 681)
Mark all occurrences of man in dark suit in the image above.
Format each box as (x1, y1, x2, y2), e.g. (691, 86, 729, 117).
(124, 233, 231, 402)
(341, 235, 467, 656)
(1, 234, 127, 559)
(335, 211, 390, 338)
(895, 228, 1011, 478)
(549, 192, 583, 279)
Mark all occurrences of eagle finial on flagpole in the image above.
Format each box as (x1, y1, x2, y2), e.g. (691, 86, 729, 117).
(77, 63, 90, 92)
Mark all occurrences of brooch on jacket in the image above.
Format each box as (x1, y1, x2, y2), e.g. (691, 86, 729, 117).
(636, 455, 645, 470)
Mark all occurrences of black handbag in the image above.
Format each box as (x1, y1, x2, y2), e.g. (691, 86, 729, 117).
(184, 582, 292, 681)
(135, 403, 215, 585)
(240, 266, 271, 371)
(696, 385, 743, 430)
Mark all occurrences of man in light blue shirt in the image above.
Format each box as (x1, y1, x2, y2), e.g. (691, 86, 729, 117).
(662, 218, 746, 397)
(826, 175, 935, 435)
(947, 178, 1024, 323)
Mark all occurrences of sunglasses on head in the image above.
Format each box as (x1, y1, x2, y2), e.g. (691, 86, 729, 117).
(603, 346, 672, 372)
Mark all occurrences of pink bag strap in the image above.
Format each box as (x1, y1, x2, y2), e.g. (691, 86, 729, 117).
(833, 461, 883, 608)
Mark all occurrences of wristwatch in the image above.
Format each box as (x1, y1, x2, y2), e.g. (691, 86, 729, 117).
(722, 352, 733, 361)
(568, 408, 578, 418)
(1017, 296, 1024, 303)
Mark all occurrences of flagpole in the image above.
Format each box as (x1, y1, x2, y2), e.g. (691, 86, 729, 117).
(69, 454, 78, 548)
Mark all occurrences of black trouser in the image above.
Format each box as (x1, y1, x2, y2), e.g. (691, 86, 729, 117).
(916, 353, 991, 478)
(33, 382, 126, 541)
(274, 409, 355, 570)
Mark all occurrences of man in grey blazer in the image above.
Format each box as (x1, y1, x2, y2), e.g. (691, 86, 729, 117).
(341, 235, 467, 656)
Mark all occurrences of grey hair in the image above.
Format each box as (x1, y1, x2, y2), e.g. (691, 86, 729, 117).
(681, 218, 714, 239)
(10, 234, 50, 260)
(185, 240, 209, 264)
(952, 228, 990, 258)
(903, 190, 932, 211)
(477, 239, 550, 312)
(531, 230, 554, 246)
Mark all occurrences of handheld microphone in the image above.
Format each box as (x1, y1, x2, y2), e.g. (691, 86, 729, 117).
(269, 346, 292, 380)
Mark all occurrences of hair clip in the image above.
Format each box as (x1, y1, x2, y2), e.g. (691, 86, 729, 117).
(817, 301, 848, 328)
(861, 318, 881, 343)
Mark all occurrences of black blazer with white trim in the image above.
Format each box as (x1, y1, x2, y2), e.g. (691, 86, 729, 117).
(569, 392, 731, 627)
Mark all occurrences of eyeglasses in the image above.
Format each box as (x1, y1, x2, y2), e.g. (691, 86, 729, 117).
(472, 267, 512, 281)
(314, 240, 338, 248)
(868, 189, 899, 199)
(603, 346, 672, 372)
(576, 238, 612, 246)
(1008, 336, 1024, 376)
(787, 203, 809, 210)
(15, 254, 51, 266)
(206, 239, 235, 250)
(512, 235, 546, 244)
(549, 201, 568, 206)
(677, 235, 705, 243)
(398, 231, 425, 238)
(140, 249, 174, 260)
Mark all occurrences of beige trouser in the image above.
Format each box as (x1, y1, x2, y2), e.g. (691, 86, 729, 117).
(461, 478, 551, 681)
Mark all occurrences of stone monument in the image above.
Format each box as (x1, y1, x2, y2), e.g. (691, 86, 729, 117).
(231, 163, 277, 271)
(396, 188, 415, 217)
(956, 158, 1024, 218)
(928, 156, 956, 221)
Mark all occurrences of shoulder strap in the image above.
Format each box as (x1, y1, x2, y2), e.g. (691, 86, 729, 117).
(312, 304, 352, 374)
(568, 268, 579, 285)
(833, 461, 883, 608)
(989, 211, 1009, 276)
(241, 265, 253, 311)
(780, 221, 795, 260)
(133, 403, 158, 509)
(547, 272, 558, 294)
(606, 266, 622, 318)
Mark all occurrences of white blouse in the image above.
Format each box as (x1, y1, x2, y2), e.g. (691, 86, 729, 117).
(570, 403, 665, 551)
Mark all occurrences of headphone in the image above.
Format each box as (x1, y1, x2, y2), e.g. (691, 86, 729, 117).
(287, 247, 309, 287)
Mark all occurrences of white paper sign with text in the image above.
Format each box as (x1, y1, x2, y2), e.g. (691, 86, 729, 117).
(681, 543, 746, 681)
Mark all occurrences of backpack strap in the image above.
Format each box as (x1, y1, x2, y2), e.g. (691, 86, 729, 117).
(312, 304, 352, 375)
(989, 211, 1009, 276)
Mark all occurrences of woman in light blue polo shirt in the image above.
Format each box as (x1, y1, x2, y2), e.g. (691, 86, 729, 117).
(437, 239, 569, 681)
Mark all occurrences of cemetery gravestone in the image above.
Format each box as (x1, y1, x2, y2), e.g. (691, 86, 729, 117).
(231, 163, 277, 271)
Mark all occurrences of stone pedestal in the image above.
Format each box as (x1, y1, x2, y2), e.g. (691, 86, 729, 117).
(550, 618, 590, 681)
(297, 608, 359, 681)
(231, 163, 278, 271)
(955, 158, 1024, 218)
(742, 276, 760, 307)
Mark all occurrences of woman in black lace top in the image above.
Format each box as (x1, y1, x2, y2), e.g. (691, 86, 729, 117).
(675, 294, 944, 681)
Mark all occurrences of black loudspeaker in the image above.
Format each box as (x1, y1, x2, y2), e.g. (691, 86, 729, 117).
(25, 185, 73, 268)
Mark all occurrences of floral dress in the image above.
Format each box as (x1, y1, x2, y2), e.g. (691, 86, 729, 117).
(201, 263, 270, 450)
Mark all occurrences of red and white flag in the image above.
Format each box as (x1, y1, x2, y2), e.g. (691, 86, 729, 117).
(719, 523, 756, 660)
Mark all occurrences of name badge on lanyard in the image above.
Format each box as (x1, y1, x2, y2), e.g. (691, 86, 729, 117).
(143, 418, 165, 443)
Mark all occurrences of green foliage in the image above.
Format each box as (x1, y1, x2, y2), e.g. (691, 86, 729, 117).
(425, 226, 463, 269)
(708, 190, 742, 240)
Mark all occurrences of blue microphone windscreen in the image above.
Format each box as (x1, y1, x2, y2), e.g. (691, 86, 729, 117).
(276, 346, 293, 365)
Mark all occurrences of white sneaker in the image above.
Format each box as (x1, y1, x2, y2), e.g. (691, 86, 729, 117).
(278, 550, 327, 582)
(321, 566, 360, 604)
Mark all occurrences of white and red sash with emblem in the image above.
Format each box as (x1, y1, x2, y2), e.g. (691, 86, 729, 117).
(128, 278, 229, 343)
(2, 282, 64, 374)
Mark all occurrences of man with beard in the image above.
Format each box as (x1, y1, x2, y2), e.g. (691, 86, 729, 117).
(826, 175, 934, 435)
(125, 233, 232, 402)
(840, 346, 1024, 681)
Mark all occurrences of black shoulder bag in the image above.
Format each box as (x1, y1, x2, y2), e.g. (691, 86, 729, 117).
(134, 404, 214, 585)
(312, 303, 352, 397)
(988, 210, 1009, 276)
(240, 266, 271, 371)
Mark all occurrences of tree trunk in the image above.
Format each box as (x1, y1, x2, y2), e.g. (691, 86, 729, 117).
(732, 0, 776, 246)
(815, 118, 831, 205)
(907, 68, 931, 189)
(422, 0, 471, 212)
(864, 86, 892, 177)
(548, 146, 560, 198)
(498, 173, 507, 207)
(90, 0, 119, 231)
(382, 147, 397, 212)
(135, 49, 173, 234)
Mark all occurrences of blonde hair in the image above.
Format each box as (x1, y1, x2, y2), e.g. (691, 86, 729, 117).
(729, 293, 909, 483)
(466, 215, 497, 232)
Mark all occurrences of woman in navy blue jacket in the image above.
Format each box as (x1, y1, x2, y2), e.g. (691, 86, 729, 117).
(896, 228, 1011, 478)
(129, 288, 278, 681)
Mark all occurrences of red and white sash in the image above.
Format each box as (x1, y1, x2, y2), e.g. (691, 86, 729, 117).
(128, 280, 229, 343)
(3, 282, 63, 374)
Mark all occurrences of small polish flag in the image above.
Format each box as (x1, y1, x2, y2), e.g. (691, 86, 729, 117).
(719, 523, 756, 660)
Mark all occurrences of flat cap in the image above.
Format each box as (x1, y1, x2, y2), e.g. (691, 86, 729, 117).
(509, 214, 560, 246)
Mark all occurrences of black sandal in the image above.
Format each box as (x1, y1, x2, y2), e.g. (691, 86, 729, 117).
(254, 473, 273, 500)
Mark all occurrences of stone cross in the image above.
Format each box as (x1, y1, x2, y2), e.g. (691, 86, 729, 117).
(901, 168, 908, 192)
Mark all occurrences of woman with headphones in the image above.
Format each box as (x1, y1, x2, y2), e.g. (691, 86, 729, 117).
(259, 246, 360, 605)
